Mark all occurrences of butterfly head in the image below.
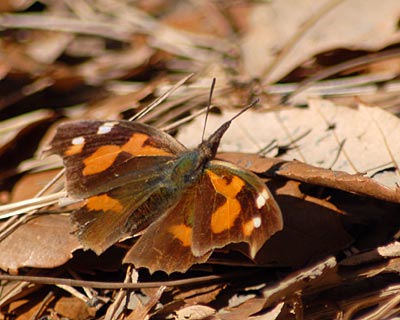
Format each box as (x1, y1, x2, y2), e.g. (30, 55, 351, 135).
(199, 121, 231, 159)
(198, 98, 258, 158)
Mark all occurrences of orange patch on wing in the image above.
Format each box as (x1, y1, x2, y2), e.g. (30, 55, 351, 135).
(169, 224, 192, 247)
(83, 145, 120, 176)
(65, 143, 84, 156)
(207, 171, 245, 198)
(206, 170, 245, 234)
(86, 194, 123, 212)
(211, 199, 241, 233)
(122, 133, 172, 156)
(81, 133, 171, 176)
(242, 220, 255, 236)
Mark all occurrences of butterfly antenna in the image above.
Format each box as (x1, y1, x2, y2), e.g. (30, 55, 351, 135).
(202, 78, 216, 142)
(228, 98, 260, 123)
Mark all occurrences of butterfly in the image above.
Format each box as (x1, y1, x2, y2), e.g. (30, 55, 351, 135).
(47, 105, 283, 274)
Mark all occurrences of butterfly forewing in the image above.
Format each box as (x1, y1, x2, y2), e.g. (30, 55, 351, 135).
(71, 156, 185, 254)
(191, 160, 283, 258)
(48, 120, 186, 198)
(74, 185, 153, 254)
(49, 120, 188, 255)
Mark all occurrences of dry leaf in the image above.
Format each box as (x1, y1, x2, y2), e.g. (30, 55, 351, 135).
(241, 0, 400, 81)
(174, 304, 216, 320)
(11, 170, 60, 202)
(54, 296, 97, 320)
(219, 296, 267, 320)
(254, 180, 352, 267)
(179, 99, 400, 187)
(5, 293, 55, 320)
(218, 154, 400, 204)
(248, 302, 284, 320)
(0, 215, 80, 272)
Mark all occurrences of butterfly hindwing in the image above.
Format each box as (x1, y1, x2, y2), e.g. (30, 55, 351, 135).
(123, 189, 211, 274)
(191, 160, 283, 258)
(124, 160, 282, 273)
(48, 120, 186, 198)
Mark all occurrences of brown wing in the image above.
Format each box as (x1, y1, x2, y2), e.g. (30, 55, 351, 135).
(47, 120, 186, 198)
(73, 186, 154, 255)
(191, 160, 283, 258)
(123, 189, 211, 274)
(71, 162, 179, 255)
(123, 160, 282, 274)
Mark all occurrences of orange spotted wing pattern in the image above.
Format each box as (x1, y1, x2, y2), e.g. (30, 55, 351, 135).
(48, 120, 185, 197)
(48, 118, 283, 273)
(48, 120, 186, 253)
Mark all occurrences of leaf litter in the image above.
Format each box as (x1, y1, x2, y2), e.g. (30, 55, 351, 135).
(0, 1, 399, 319)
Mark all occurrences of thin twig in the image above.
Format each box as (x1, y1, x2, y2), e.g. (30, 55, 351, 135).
(129, 73, 194, 121)
(0, 270, 255, 289)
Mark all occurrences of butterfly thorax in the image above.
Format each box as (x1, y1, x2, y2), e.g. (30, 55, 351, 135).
(171, 150, 208, 187)
(171, 121, 230, 188)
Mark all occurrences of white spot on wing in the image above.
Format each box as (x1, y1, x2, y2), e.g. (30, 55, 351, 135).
(97, 122, 117, 134)
(72, 136, 85, 145)
(256, 189, 269, 208)
(253, 216, 262, 228)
